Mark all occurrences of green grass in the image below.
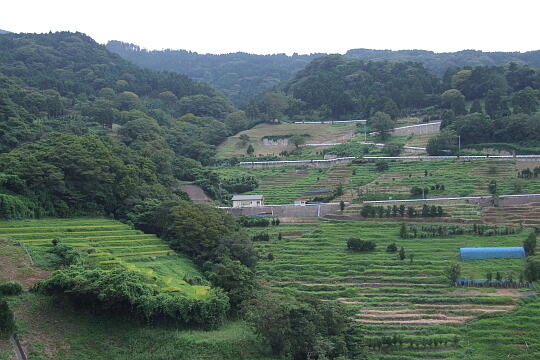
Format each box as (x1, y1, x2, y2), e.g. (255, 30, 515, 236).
(216, 166, 328, 204)
(217, 122, 356, 157)
(6, 292, 274, 360)
(461, 294, 540, 359)
(0, 218, 210, 298)
(252, 219, 534, 359)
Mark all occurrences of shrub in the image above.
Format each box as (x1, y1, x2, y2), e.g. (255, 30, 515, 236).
(32, 265, 230, 328)
(399, 247, 406, 260)
(524, 232, 537, 256)
(375, 161, 389, 171)
(0, 282, 23, 296)
(0, 298, 15, 338)
(347, 238, 376, 252)
(239, 216, 270, 227)
(47, 240, 80, 267)
(445, 264, 461, 283)
(410, 186, 428, 197)
(383, 144, 403, 156)
(252, 232, 270, 242)
(386, 243, 397, 253)
(221, 175, 259, 193)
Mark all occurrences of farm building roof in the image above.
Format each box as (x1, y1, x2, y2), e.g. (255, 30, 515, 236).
(460, 247, 525, 260)
(231, 195, 264, 201)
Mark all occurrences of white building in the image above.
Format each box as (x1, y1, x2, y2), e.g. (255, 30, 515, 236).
(231, 195, 265, 208)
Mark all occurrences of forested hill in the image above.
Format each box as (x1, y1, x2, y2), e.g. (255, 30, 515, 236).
(0, 31, 257, 219)
(0, 29, 10, 34)
(280, 54, 441, 120)
(346, 48, 540, 76)
(107, 40, 540, 106)
(106, 40, 322, 106)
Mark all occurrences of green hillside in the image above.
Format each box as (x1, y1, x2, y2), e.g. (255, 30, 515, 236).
(0, 218, 209, 297)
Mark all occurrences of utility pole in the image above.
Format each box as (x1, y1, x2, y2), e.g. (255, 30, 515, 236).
(458, 135, 461, 157)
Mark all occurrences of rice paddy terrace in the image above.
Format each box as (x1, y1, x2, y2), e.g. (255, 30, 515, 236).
(219, 158, 540, 207)
(0, 218, 210, 298)
(250, 221, 537, 359)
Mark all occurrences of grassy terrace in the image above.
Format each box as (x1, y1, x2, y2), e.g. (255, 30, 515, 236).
(250, 220, 534, 359)
(216, 166, 329, 204)
(0, 218, 209, 298)
(219, 159, 540, 205)
(217, 122, 356, 157)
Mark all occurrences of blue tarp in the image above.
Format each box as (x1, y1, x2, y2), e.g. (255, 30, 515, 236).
(460, 247, 526, 260)
(305, 189, 332, 194)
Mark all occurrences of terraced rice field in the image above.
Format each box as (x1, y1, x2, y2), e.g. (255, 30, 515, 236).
(253, 220, 532, 359)
(246, 169, 327, 204)
(482, 202, 540, 226)
(0, 218, 210, 298)
(405, 133, 434, 148)
(301, 165, 352, 201)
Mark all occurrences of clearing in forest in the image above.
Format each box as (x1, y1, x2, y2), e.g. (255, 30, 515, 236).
(216, 122, 356, 157)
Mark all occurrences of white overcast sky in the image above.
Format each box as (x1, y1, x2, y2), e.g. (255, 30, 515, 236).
(1, 0, 539, 55)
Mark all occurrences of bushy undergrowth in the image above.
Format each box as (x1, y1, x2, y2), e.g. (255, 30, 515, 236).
(0, 281, 23, 296)
(32, 265, 230, 328)
(238, 216, 269, 227)
(0, 298, 15, 338)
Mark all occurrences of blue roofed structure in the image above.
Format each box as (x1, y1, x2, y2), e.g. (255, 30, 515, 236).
(460, 247, 526, 260)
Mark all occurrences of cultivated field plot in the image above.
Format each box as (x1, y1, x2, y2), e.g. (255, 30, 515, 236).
(216, 122, 356, 157)
(0, 218, 209, 298)
(347, 159, 540, 200)
(217, 166, 328, 204)
(254, 220, 533, 359)
(405, 133, 433, 148)
(342, 200, 483, 222)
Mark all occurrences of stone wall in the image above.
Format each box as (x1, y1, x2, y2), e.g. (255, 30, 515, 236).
(240, 155, 540, 168)
(262, 138, 289, 146)
(220, 203, 343, 217)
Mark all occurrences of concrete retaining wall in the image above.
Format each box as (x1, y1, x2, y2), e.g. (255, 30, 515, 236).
(364, 193, 540, 209)
(391, 122, 441, 136)
(240, 155, 540, 168)
(240, 157, 355, 168)
(220, 203, 343, 217)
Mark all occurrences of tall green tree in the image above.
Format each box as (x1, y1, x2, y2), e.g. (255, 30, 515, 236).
(441, 89, 467, 115)
(369, 112, 395, 140)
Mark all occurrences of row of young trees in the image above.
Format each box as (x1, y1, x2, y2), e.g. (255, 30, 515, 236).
(361, 204, 444, 218)
(400, 223, 521, 239)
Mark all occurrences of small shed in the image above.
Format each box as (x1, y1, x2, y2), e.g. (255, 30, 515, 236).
(460, 247, 526, 260)
(231, 195, 264, 208)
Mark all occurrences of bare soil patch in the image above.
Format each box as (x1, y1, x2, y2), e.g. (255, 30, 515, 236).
(0, 238, 50, 287)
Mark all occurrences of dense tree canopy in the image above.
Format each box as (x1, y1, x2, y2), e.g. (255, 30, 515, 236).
(106, 40, 323, 106)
